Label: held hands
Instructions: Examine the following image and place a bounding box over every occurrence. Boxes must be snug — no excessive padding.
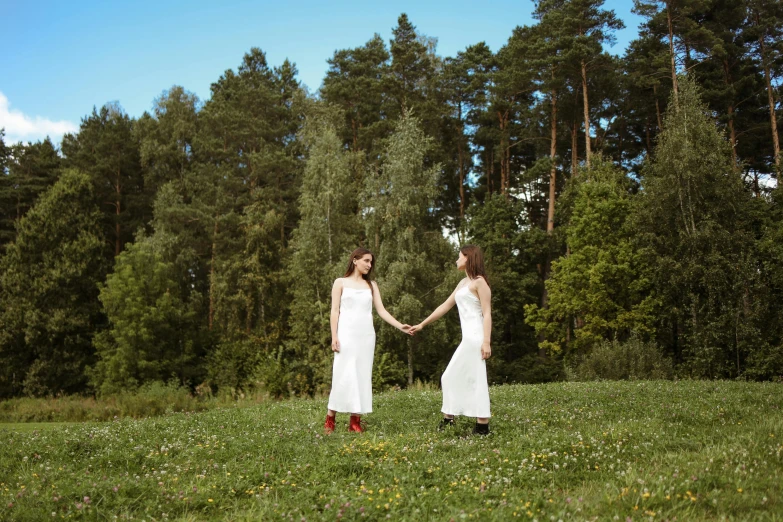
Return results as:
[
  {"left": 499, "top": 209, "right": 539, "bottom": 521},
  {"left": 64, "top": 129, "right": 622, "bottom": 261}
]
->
[
  {"left": 481, "top": 342, "right": 491, "bottom": 360},
  {"left": 399, "top": 324, "right": 412, "bottom": 333},
  {"left": 407, "top": 323, "right": 424, "bottom": 336}
]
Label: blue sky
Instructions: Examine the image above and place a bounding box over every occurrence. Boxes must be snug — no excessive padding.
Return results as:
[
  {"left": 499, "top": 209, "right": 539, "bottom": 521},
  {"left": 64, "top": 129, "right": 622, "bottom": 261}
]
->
[{"left": 0, "top": 0, "right": 643, "bottom": 145}]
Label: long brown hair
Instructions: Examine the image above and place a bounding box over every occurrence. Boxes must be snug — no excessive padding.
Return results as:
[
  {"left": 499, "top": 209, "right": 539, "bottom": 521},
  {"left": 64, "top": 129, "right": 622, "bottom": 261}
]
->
[
  {"left": 460, "top": 245, "right": 489, "bottom": 287},
  {"left": 344, "top": 248, "right": 375, "bottom": 293}
]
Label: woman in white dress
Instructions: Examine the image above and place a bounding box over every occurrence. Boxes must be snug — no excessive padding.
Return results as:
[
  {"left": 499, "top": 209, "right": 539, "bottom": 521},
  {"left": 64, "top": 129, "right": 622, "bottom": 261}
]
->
[
  {"left": 325, "top": 248, "right": 410, "bottom": 433},
  {"left": 409, "top": 245, "right": 492, "bottom": 435}
]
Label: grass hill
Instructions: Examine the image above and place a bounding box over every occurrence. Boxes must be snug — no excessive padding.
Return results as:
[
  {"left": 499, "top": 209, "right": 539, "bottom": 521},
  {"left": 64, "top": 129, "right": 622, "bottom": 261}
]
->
[{"left": 1, "top": 381, "right": 782, "bottom": 521}]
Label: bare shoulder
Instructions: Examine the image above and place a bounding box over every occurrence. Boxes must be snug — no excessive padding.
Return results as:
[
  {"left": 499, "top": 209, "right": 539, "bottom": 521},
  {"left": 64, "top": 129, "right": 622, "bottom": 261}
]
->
[
  {"left": 473, "top": 277, "right": 491, "bottom": 293},
  {"left": 370, "top": 280, "right": 379, "bottom": 289},
  {"left": 333, "top": 278, "right": 345, "bottom": 289}
]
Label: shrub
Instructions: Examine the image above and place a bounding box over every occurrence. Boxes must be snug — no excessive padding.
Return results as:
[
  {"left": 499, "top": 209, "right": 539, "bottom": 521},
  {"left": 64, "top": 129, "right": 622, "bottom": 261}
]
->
[
  {"left": 114, "top": 381, "right": 206, "bottom": 417},
  {"left": 569, "top": 335, "right": 674, "bottom": 381}
]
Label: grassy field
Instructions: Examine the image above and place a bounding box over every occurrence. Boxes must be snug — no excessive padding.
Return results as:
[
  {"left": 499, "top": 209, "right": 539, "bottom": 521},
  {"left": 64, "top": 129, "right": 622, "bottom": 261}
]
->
[
  {"left": 0, "top": 422, "right": 77, "bottom": 434},
  {"left": 1, "top": 381, "right": 781, "bottom": 521}
]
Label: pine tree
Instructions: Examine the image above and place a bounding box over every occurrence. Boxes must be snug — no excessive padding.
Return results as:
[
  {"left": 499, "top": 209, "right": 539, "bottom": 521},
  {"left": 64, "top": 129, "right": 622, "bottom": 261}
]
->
[
  {"left": 441, "top": 42, "right": 494, "bottom": 235},
  {"left": 622, "top": 34, "right": 672, "bottom": 163},
  {"left": 321, "top": 35, "right": 390, "bottom": 155},
  {"left": 467, "top": 195, "right": 550, "bottom": 382},
  {"left": 365, "top": 111, "right": 453, "bottom": 385},
  {"left": 633, "top": 77, "right": 761, "bottom": 377},
  {"left": 746, "top": 0, "right": 783, "bottom": 172},
  {"left": 0, "top": 169, "right": 106, "bottom": 397},
  {"left": 91, "top": 229, "right": 206, "bottom": 395},
  {"left": 285, "top": 100, "right": 361, "bottom": 395},
  {"left": 0, "top": 138, "right": 61, "bottom": 248},
  {"left": 191, "top": 48, "right": 303, "bottom": 390},
  {"left": 135, "top": 86, "right": 200, "bottom": 192},
  {"left": 0, "top": 129, "right": 8, "bottom": 172},
  {"left": 525, "top": 157, "right": 658, "bottom": 354},
  {"left": 534, "top": 0, "right": 624, "bottom": 169},
  {"left": 387, "top": 14, "right": 435, "bottom": 115},
  {"left": 61, "top": 103, "right": 146, "bottom": 258}
]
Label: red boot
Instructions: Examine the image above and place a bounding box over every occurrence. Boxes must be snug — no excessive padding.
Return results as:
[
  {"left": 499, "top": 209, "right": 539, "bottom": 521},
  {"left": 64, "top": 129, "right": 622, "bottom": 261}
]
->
[
  {"left": 348, "top": 414, "right": 365, "bottom": 433},
  {"left": 324, "top": 414, "right": 336, "bottom": 434}
]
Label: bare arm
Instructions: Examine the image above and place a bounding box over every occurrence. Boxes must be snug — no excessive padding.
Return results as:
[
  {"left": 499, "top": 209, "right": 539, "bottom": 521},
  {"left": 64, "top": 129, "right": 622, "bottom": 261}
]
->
[
  {"left": 476, "top": 278, "right": 492, "bottom": 359},
  {"left": 330, "top": 279, "right": 343, "bottom": 352},
  {"left": 371, "top": 282, "right": 409, "bottom": 331},
  {"left": 409, "top": 287, "right": 458, "bottom": 334}
]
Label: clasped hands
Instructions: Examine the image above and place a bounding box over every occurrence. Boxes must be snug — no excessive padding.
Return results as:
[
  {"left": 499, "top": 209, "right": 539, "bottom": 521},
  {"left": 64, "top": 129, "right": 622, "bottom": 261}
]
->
[{"left": 403, "top": 323, "right": 492, "bottom": 359}]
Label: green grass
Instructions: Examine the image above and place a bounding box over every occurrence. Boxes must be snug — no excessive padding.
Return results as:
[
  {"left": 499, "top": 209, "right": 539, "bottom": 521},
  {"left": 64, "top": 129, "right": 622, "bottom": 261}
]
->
[
  {"left": 1, "top": 381, "right": 781, "bottom": 521},
  {"left": 0, "top": 382, "right": 269, "bottom": 423},
  {"left": 0, "top": 422, "right": 78, "bottom": 433}
]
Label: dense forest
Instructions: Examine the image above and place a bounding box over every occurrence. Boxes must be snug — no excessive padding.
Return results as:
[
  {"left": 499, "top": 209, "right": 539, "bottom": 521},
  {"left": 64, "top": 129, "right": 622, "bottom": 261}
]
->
[{"left": 1, "top": 0, "right": 782, "bottom": 399}]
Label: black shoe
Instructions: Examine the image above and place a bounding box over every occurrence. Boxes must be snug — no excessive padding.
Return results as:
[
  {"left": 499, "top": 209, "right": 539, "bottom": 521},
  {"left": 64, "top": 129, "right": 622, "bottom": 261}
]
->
[
  {"left": 437, "top": 417, "right": 455, "bottom": 431},
  {"left": 472, "top": 422, "right": 490, "bottom": 436}
]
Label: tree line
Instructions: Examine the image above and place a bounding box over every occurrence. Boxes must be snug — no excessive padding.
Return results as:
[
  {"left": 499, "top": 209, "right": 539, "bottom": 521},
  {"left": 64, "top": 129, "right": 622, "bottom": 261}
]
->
[{"left": 1, "top": 0, "right": 782, "bottom": 398}]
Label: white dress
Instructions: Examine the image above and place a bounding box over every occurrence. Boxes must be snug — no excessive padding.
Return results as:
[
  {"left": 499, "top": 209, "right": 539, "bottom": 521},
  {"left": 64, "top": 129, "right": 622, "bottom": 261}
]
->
[
  {"left": 441, "top": 285, "right": 491, "bottom": 418},
  {"left": 327, "top": 287, "right": 375, "bottom": 414}
]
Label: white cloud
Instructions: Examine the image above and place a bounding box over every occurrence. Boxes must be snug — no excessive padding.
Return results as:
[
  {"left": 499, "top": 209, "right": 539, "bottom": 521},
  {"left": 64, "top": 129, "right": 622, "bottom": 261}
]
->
[{"left": 0, "top": 91, "right": 78, "bottom": 145}]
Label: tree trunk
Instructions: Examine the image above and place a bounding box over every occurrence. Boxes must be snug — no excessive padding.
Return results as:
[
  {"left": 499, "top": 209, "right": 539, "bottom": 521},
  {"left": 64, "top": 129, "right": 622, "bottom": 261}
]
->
[
  {"left": 115, "top": 167, "right": 122, "bottom": 257},
  {"left": 654, "top": 84, "right": 663, "bottom": 129},
  {"left": 581, "top": 60, "right": 592, "bottom": 169},
  {"left": 754, "top": 170, "right": 761, "bottom": 197},
  {"left": 327, "top": 195, "right": 332, "bottom": 265},
  {"left": 407, "top": 338, "right": 414, "bottom": 386},
  {"left": 506, "top": 136, "right": 511, "bottom": 196},
  {"left": 760, "top": 35, "right": 781, "bottom": 170},
  {"left": 723, "top": 60, "right": 739, "bottom": 171},
  {"left": 571, "top": 120, "right": 578, "bottom": 177},
  {"left": 458, "top": 133, "right": 466, "bottom": 220},
  {"left": 489, "top": 150, "right": 495, "bottom": 194},
  {"left": 645, "top": 118, "right": 652, "bottom": 156},
  {"left": 547, "top": 90, "right": 558, "bottom": 235},
  {"left": 209, "top": 218, "right": 218, "bottom": 331},
  {"left": 667, "top": 1, "right": 679, "bottom": 107},
  {"left": 728, "top": 104, "right": 738, "bottom": 170},
  {"left": 497, "top": 110, "right": 509, "bottom": 197}
]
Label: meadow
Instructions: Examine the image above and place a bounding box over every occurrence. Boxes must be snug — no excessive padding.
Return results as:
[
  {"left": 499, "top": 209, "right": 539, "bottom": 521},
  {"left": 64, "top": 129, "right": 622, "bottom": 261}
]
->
[{"left": 1, "top": 380, "right": 781, "bottom": 521}]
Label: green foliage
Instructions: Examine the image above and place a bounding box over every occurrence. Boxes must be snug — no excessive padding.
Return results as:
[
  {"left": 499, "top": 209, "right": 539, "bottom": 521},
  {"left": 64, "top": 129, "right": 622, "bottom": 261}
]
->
[
  {"left": 135, "top": 86, "right": 200, "bottom": 192},
  {"left": 466, "top": 194, "right": 547, "bottom": 382},
  {"left": 0, "top": 138, "right": 61, "bottom": 249},
  {"left": 201, "top": 49, "right": 302, "bottom": 374},
  {"left": 634, "top": 77, "right": 763, "bottom": 378},
  {"left": 5, "top": 8, "right": 783, "bottom": 399},
  {"left": 91, "top": 231, "right": 206, "bottom": 395},
  {"left": 285, "top": 100, "right": 362, "bottom": 395},
  {"left": 745, "top": 189, "right": 783, "bottom": 380},
  {"left": 526, "top": 157, "right": 658, "bottom": 354},
  {"left": 2, "top": 382, "right": 782, "bottom": 520},
  {"left": 0, "top": 382, "right": 232, "bottom": 422},
  {"left": 366, "top": 111, "right": 455, "bottom": 385},
  {"left": 0, "top": 169, "right": 106, "bottom": 397},
  {"left": 322, "top": 35, "right": 391, "bottom": 153},
  {"left": 568, "top": 334, "right": 674, "bottom": 381},
  {"left": 61, "top": 103, "right": 146, "bottom": 258},
  {"left": 252, "top": 347, "right": 293, "bottom": 399}
]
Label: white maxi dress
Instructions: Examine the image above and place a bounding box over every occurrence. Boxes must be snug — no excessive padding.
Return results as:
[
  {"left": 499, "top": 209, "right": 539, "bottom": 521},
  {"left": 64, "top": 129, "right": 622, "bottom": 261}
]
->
[
  {"left": 441, "top": 285, "right": 491, "bottom": 418},
  {"left": 327, "top": 287, "right": 375, "bottom": 414}
]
